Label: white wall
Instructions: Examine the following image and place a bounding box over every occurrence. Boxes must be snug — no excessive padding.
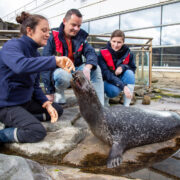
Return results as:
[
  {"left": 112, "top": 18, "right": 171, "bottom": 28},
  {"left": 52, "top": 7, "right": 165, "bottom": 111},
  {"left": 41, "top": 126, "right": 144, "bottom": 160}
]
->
[{"left": 3, "top": 0, "right": 172, "bottom": 28}]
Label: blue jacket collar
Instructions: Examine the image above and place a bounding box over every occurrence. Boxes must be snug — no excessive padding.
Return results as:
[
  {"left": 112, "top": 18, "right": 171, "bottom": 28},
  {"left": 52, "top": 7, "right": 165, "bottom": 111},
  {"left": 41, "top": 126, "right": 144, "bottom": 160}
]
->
[
  {"left": 21, "top": 35, "right": 40, "bottom": 50},
  {"left": 107, "top": 41, "right": 130, "bottom": 59}
]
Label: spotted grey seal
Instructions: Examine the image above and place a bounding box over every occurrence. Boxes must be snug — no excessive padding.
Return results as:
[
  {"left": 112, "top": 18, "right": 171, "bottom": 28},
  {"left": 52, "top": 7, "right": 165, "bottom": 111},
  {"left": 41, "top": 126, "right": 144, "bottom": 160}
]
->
[{"left": 70, "top": 71, "right": 180, "bottom": 168}]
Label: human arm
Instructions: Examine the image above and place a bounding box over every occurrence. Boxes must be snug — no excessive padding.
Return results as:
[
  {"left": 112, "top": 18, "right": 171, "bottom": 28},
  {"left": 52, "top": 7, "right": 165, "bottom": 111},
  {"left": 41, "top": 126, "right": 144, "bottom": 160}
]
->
[
  {"left": 33, "top": 75, "right": 58, "bottom": 123},
  {"left": 83, "top": 64, "right": 93, "bottom": 81},
  {"left": 98, "top": 53, "right": 126, "bottom": 90},
  {"left": 1, "top": 40, "right": 57, "bottom": 74},
  {"left": 33, "top": 74, "right": 49, "bottom": 104},
  {"left": 82, "top": 41, "right": 98, "bottom": 69}
]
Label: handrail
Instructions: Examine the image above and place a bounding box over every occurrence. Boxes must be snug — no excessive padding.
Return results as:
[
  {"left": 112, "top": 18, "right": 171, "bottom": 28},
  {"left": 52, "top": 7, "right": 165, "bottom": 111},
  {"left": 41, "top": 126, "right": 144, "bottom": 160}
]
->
[
  {"left": 0, "top": 30, "right": 153, "bottom": 87},
  {"left": 0, "top": 30, "right": 20, "bottom": 34}
]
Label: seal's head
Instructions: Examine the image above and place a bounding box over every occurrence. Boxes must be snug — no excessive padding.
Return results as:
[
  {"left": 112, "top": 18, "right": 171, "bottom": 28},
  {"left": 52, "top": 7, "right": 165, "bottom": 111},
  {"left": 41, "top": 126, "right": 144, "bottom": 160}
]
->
[
  {"left": 71, "top": 71, "right": 97, "bottom": 98},
  {"left": 70, "top": 71, "right": 102, "bottom": 111}
]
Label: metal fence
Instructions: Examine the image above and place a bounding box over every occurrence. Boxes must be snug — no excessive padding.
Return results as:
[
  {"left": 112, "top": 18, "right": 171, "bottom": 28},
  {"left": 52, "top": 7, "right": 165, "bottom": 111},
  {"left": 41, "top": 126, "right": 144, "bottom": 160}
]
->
[{"left": 0, "top": 30, "right": 153, "bottom": 87}]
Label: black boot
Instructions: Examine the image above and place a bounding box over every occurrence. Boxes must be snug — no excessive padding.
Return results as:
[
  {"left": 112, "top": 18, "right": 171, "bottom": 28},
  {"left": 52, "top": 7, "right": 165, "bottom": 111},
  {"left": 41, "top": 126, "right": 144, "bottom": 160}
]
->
[
  {"left": 34, "top": 113, "right": 48, "bottom": 121},
  {"left": 0, "top": 127, "right": 18, "bottom": 143}
]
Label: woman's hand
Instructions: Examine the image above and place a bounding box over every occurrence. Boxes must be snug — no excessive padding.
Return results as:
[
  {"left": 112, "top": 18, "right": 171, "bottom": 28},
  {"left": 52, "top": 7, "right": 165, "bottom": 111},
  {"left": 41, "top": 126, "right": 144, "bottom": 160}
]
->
[
  {"left": 115, "top": 66, "right": 123, "bottom": 76},
  {"left": 42, "top": 101, "right": 58, "bottom": 123},
  {"left": 46, "top": 94, "right": 54, "bottom": 102},
  {"left": 123, "top": 86, "right": 132, "bottom": 99},
  {"left": 55, "top": 56, "right": 75, "bottom": 73}
]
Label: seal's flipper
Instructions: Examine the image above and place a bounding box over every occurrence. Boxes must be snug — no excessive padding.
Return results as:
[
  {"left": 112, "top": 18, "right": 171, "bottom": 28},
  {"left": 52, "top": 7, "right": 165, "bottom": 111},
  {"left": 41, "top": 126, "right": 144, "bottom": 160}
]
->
[{"left": 107, "top": 142, "right": 124, "bottom": 168}]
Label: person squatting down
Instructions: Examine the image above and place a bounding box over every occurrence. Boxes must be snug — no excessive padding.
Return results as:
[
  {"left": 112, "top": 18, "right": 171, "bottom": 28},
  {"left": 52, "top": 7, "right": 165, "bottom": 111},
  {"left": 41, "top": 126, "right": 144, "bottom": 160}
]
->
[
  {"left": 98, "top": 30, "right": 136, "bottom": 107},
  {"left": 41, "top": 8, "right": 104, "bottom": 106},
  {"left": 0, "top": 11, "right": 75, "bottom": 143}
]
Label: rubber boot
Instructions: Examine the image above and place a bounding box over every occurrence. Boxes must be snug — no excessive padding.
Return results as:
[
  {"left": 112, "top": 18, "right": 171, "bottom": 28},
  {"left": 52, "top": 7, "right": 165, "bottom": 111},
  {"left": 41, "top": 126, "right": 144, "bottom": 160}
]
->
[
  {"left": 104, "top": 94, "right": 110, "bottom": 107},
  {"left": 34, "top": 113, "right": 47, "bottom": 121},
  {"left": 54, "top": 89, "right": 66, "bottom": 104},
  {"left": 0, "top": 127, "right": 19, "bottom": 143},
  {"left": 123, "top": 84, "right": 135, "bottom": 107}
]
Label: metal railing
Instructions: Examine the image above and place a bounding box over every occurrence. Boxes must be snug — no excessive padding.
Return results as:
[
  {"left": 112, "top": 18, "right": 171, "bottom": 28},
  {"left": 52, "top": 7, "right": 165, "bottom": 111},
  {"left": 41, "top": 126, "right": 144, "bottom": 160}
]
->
[
  {"left": 0, "top": 30, "right": 153, "bottom": 87},
  {"left": 88, "top": 34, "right": 153, "bottom": 87}
]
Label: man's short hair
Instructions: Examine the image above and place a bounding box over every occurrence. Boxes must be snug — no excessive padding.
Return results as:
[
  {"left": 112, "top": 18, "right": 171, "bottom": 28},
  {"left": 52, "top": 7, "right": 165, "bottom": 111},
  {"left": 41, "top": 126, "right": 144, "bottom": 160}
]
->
[{"left": 64, "top": 9, "right": 82, "bottom": 20}]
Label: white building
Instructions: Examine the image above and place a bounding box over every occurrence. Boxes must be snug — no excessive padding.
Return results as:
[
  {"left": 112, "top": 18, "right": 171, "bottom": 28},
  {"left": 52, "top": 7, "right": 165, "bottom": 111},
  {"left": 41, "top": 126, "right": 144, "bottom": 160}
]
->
[{"left": 2, "top": 0, "right": 180, "bottom": 67}]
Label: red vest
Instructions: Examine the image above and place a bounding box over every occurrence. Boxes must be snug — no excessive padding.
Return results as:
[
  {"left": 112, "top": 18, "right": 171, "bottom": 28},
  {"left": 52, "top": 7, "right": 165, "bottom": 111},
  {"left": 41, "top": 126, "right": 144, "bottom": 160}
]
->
[
  {"left": 100, "top": 49, "right": 130, "bottom": 71},
  {"left": 52, "top": 30, "right": 83, "bottom": 56}
]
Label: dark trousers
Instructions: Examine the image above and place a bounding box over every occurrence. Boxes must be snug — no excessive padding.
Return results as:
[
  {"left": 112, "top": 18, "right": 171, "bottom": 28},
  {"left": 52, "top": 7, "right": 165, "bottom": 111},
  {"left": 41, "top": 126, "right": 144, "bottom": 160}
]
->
[{"left": 0, "top": 100, "right": 63, "bottom": 143}]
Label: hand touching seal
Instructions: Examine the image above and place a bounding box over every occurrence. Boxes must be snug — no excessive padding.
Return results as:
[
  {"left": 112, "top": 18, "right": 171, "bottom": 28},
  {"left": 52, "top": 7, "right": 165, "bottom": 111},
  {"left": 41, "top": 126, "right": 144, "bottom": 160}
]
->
[
  {"left": 83, "top": 64, "right": 93, "bottom": 81},
  {"left": 42, "top": 101, "right": 58, "bottom": 123},
  {"left": 55, "top": 56, "right": 75, "bottom": 73}
]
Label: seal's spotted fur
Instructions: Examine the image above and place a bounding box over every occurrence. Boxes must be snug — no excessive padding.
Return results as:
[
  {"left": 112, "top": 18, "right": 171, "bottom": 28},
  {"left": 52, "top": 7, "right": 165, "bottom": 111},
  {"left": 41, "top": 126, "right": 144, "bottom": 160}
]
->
[{"left": 71, "top": 71, "right": 180, "bottom": 168}]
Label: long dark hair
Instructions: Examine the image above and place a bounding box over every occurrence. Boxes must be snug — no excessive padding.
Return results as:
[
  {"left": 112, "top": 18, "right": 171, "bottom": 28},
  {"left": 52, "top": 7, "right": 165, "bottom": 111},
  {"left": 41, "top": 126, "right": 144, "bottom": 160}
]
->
[{"left": 16, "top": 11, "right": 48, "bottom": 35}]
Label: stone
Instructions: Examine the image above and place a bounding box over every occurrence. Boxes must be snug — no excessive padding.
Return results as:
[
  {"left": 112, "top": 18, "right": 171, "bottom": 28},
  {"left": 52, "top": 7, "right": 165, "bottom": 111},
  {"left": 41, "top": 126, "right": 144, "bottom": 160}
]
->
[
  {"left": 151, "top": 78, "right": 159, "bottom": 83},
  {"left": 0, "top": 153, "right": 51, "bottom": 180},
  {"left": 135, "top": 88, "right": 146, "bottom": 97},
  {"left": 46, "top": 165, "right": 140, "bottom": 180},
  {"left": 128, "top": 168, "right": 173, "bottom": 180},
  {"left": 152, "top": 157, "right": 180, "bottom": 179},
  {"left": 63, "top": 132, "right": 180, "bottom": 176},
  {"left": 3, "top": 125, "right": 86, "bottom": 164},
  {"left": 142, "top": 95, "right": 151, "bottom": 105},
  {"left": 0, "top": 107, "right": 86, "bottom": 164}
]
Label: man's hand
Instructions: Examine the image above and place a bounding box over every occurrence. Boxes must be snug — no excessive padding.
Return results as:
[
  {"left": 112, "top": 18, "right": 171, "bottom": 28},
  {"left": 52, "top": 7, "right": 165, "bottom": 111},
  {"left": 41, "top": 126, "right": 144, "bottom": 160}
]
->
[
  {"left": 115, "top": 66, "right": 123, "bottom": 76},
  {"left": 42, "top": 101, "right": 58, "bottom": 123},
  {"left": 83, "top": 64, "right": 92, "bottom": 81},
  {"left": 123, "top": 86, "right": 132, "bottom": 99},
  {"left": 46, "top": 94, "right": 54, "bottom": 102},
  {"left": 55, "top": 56, "right": 75, "bottom": 73}
]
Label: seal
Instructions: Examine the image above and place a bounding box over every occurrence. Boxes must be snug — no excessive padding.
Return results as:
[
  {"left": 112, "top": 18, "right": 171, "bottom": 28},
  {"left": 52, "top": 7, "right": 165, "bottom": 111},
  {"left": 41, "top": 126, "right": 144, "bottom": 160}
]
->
[{"left": 70, "top": 71, "right": 180, "bottom": 168}]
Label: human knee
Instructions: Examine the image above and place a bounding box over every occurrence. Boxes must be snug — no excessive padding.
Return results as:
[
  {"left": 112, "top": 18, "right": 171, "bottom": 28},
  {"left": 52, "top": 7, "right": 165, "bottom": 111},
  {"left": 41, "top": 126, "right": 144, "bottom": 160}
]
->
[
  {"left": 17, "top": 123, "right": 46, "bottom": 143},
  {"left": 123, "top": 70, "right": 135, "bottom": 84},
  {"left": 53, "top": 68, "right": 72, "bottom": 89},
  {"left": 105, "top": 87, "right": 120, "bottom": 98}
]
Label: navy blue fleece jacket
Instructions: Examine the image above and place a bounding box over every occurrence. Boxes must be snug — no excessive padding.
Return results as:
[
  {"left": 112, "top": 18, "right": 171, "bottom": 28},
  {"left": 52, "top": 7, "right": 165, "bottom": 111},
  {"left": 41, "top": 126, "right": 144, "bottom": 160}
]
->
[{"left": 0, "top": 35, "right": 56, "bottom": 108}]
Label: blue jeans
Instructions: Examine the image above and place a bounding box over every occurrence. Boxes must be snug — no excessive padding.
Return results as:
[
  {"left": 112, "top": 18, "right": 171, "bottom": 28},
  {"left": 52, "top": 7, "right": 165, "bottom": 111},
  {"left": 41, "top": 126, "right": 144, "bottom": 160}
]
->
[
  {"left": 53, "top": 64, "right": 104, "bottom": 105},
  {"left": 104, "top": 70, "right": 135, "bottom": 98}
]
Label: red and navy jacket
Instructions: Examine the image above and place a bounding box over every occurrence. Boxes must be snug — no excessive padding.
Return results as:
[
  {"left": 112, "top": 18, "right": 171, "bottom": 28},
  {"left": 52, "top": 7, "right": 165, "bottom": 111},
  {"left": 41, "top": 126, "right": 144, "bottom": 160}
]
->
[
  {"left": 41, "top": 23, "right": 98, "bottom": 94},
  {"left": 98, "top": 42, "right": 136, "bottom": 90},
  {"left": 51, "top": 30, "right": 84, "bottom": 60}
]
